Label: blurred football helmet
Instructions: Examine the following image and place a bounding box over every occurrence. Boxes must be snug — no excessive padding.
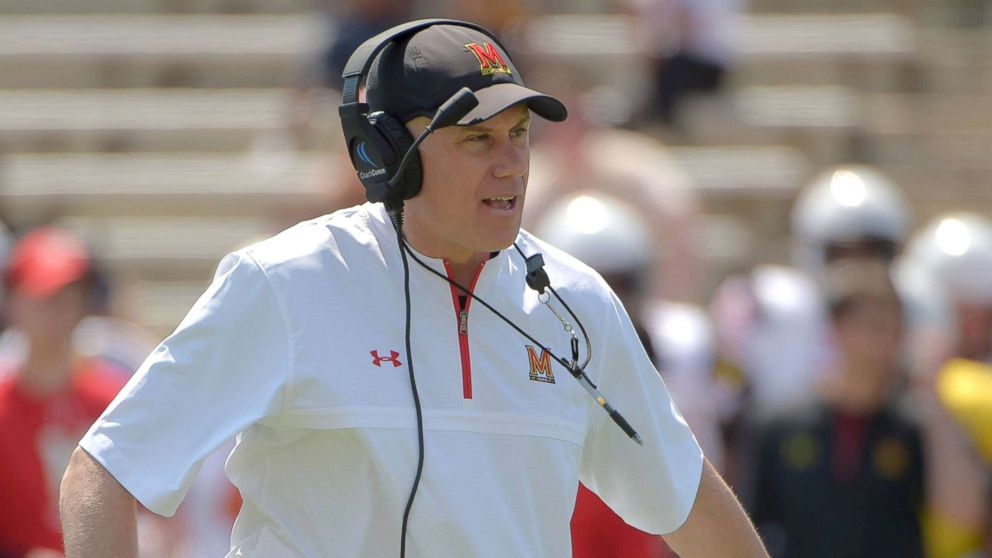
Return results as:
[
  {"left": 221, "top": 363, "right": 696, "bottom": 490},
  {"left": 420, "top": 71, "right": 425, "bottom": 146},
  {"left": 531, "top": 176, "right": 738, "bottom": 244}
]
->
[
  {"left": 791, "top": 165, "right": 911, "bottom": 276},
  {"left": 906, "top": 212, "right": 992, "bottom": 305},
  {"left": 535, "top": 190, "right": 653, "bottom": 276}
]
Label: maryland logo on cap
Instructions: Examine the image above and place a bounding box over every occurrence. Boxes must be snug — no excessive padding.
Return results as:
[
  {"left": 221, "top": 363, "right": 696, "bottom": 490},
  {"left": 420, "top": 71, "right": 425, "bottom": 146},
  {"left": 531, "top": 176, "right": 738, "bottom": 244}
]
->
[{"left": 464, "top": 42, "right": 512, "bottom": 77}]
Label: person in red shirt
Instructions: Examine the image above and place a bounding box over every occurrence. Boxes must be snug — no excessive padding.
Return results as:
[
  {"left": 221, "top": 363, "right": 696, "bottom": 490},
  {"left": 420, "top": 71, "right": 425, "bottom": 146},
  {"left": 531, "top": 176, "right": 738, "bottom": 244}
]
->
[{"left": 0, "top": 227, "right": 124, "bottom": 558}]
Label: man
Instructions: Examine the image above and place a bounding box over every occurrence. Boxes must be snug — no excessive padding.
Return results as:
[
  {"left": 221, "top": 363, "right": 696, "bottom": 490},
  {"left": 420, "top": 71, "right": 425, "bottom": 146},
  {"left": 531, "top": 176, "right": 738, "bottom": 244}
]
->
[
  {"left": 60, "top": 20, "right": 767, "bottom": 557},
  {"left": 748, "top": 258, "right": 925, "bottom": 558},
  {"left": 0, "top": 227, "right": 124, "bottom": 557}
]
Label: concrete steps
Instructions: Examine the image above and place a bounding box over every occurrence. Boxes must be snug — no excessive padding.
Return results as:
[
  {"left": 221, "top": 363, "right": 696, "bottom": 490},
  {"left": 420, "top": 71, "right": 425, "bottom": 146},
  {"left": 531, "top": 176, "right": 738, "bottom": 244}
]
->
[
  {"left": 57, "top": 214, "right": 274, "bottom": 277},
  {"left": 0, "top": 13, "right": 919, "bottom": 89},
  {"left": 0, "top": 152, "right": 330, "bottom": 224},
  {"left": 0, "top": 0, "right": 308, "bottom": 15},
  {"left": 0, "top": 15, "right": 319, "bottom": 88},
  {"left": 0, "top": 88, "right": 340, "bottom": 153}
]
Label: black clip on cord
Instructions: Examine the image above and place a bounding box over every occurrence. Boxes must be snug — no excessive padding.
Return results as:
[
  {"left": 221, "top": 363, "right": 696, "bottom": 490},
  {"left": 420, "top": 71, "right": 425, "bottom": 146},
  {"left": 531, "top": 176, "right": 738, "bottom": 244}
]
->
[{"left": 513, "top": 244, "right": 593, "bottom": 373}]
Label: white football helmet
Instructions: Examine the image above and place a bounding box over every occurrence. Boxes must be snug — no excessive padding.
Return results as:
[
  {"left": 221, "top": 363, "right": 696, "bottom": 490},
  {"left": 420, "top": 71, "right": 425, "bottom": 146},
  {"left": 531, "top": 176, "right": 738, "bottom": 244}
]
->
[
  {"left": 791, "top": 165, "right": 910, "bottom": 275},
  {"left": 534, "top": 190, "right": 653, "bottom": 277},
  {"left": 906, "top": 212, "right": 992, "bottom": 305}
]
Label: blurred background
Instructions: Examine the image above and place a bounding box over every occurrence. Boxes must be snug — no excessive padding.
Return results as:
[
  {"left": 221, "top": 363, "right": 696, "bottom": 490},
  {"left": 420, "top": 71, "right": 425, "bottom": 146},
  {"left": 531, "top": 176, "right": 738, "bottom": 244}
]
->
[
  {"left": 0, "top": 0, "right": 988, "bottom": 331},
  {"left": 0, "top": 1, "right": 990, "bottom": 557}
]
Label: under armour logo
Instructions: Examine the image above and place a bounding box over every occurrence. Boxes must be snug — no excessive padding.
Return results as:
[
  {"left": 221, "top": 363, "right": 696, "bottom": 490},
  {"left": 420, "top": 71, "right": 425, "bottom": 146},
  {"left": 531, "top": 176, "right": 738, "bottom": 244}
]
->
[{"left": 370, "top": 350, "right": 402, "bottom": 368}]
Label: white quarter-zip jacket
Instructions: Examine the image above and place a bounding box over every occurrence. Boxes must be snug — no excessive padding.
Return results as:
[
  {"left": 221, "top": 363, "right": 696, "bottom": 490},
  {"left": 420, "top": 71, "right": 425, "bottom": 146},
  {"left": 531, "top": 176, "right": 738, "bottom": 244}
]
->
[{"left": 81, "top": 203, "right": 703, "bottom": 557}]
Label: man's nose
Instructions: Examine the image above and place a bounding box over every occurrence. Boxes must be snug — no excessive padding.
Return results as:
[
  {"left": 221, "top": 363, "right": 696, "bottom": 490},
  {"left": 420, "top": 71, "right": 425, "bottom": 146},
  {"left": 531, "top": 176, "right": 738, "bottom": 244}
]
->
[{"left": 492, "top": 141, "right": 528, "bottom": 180}]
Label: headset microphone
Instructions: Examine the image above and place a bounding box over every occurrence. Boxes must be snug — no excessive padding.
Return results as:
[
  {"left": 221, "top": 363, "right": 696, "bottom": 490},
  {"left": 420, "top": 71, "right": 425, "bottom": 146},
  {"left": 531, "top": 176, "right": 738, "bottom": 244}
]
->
[{"left": 383, "top": 87, "right": 479, "bottom": 213}]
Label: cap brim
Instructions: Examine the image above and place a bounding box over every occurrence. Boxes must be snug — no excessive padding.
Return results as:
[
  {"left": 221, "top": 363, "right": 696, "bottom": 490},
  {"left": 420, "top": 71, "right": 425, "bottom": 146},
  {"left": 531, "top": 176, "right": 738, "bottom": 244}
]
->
[{"left": 457, "top": 82, "right": 567, "bottom": 125}]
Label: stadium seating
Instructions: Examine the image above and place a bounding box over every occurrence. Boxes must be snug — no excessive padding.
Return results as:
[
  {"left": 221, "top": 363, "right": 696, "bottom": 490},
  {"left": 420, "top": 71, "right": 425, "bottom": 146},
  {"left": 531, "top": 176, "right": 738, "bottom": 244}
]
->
[{"left": 0, "top": 1, "right": 988, "bottom": 334}]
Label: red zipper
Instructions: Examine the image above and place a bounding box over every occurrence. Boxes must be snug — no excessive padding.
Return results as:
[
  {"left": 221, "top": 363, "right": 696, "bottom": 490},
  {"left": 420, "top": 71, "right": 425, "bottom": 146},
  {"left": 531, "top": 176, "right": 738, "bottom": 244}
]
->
[{"left": 442, "top": 260, "right": 486, "bottom": 399}]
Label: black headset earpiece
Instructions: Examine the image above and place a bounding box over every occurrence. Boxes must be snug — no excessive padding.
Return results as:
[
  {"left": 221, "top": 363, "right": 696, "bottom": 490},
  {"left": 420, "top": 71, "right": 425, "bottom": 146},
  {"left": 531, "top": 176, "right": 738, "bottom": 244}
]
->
[
  {"left": 371, "top": 111, "right": 422, "bottom": 201},
  {"left": 340, "top": 106, "right": 421, "bottom": 206},
  {"left": 338, "top": 18, "right": 506, "bottom": 207}
]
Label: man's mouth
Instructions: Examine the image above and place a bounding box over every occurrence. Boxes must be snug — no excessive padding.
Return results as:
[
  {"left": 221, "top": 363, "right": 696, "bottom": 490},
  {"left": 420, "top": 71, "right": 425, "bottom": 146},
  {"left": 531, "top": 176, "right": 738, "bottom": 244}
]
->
[{"left": 483, "top": 195, "right": 517, "bottom": 211}]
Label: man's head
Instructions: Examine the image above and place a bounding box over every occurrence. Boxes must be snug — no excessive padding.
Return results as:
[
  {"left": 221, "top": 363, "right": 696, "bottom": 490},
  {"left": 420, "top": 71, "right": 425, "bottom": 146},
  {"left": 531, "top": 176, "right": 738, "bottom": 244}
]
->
[
  {"left": 363, "top": 22, "right": 566, "bottom": 131},
  {"left": 341, "top": 20, "right": 567, "bottom": 262},
  {"left": 3, "top": 227, "right": 94, "bottom": 349}
]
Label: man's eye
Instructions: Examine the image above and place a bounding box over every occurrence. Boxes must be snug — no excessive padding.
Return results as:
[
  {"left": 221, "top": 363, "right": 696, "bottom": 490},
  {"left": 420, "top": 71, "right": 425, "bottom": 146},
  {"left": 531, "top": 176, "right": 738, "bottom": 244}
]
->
[
  {"left": 511, "top": 127, "right": 529, "bottom": 138},
  {"left": 466, "top": 134, "right": 489, "bottom": 143}
]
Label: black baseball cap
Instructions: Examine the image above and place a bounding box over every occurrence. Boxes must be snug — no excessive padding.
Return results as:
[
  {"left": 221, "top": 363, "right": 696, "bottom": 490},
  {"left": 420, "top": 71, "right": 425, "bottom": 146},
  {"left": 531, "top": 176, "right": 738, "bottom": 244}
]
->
[{"left": 365, "top": 23, "right": 567, "bottom": 126}]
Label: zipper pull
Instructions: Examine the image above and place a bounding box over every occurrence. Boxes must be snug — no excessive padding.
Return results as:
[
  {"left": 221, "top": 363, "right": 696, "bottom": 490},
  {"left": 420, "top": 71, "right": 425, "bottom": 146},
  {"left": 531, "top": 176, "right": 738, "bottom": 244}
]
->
[{"left": 459, "top": 309, "right": 468, "bottom": 335}]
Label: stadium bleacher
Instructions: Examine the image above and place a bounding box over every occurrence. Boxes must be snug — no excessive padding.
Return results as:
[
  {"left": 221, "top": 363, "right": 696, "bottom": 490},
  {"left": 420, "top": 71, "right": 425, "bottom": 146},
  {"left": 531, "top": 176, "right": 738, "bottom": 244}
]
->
[{"left": 0, "top": 0, "right": 989, "bottom": 335}]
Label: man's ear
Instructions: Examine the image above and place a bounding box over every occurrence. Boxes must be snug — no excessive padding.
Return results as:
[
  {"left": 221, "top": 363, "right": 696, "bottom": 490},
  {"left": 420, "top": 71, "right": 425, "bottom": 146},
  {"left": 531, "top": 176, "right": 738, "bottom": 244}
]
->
[{"left": 405, "top": 116, "right": 431, "bottom": 139}]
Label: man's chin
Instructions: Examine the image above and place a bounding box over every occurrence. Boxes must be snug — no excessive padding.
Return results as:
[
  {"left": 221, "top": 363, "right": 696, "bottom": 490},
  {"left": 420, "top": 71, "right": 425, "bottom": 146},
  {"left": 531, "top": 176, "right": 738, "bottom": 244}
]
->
[{"left": 487, "top": 226, "right": 523, "bottom": 253}]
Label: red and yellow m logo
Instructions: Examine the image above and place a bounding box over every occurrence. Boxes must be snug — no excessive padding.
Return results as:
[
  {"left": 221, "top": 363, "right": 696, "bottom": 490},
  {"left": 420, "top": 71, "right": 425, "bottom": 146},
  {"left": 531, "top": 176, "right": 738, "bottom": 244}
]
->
[
  {"left": 526, "top": 345, "right": 555, "bottom": 384},
  {"left": 464, "top": 42, "right": 512, "bottom": 76}
]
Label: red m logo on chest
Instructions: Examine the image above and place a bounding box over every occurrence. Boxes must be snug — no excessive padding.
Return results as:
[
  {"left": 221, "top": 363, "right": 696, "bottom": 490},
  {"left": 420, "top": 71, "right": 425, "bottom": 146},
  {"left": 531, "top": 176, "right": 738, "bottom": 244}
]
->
[
  {"left": 370, "top": 350, "right": 402, "bottom": 368},
  {"left": 527, "top": 345, "right": 555, "bottom": 384}
]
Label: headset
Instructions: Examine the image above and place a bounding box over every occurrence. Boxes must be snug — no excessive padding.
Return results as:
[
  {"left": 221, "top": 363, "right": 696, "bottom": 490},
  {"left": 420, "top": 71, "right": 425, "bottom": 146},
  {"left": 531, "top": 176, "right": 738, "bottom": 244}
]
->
[{"left": 338, "top": 18, "right": 511, "bottom": 210}]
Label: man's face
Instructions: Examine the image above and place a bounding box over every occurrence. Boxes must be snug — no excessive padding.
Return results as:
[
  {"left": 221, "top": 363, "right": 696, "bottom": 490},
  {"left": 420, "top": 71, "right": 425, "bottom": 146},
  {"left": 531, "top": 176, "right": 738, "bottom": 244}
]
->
[
  {"left": 834, "top": 296, "right": 904, "bottom": 383},
  {"left": 403, "top": 103, "right": 531, "bottom": 263}
]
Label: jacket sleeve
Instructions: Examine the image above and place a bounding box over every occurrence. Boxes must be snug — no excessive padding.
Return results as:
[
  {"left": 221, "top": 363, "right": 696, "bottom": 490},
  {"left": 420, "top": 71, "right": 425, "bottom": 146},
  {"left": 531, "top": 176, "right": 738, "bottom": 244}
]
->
[
  {"left": 579, "top": 290, "right": 704, "bottom": 535},
  {"left": 79, "top": 250, "right": 291, "bottom": 516}
]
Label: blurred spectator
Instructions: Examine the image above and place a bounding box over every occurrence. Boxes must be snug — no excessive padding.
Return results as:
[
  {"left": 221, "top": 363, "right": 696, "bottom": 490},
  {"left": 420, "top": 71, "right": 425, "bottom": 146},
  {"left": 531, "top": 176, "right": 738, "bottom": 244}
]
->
[
  {"left": 620, "top": 0, "right": 745, "bottom": 127},
  {"left": 0, "top": 227, "right": 126, "bottom": 557},
  {"left": 537, "top": 191, "right": 725, "bottom": 558},
  {"left": 746, "top": 258, "right": 925, "bottom": 558}
]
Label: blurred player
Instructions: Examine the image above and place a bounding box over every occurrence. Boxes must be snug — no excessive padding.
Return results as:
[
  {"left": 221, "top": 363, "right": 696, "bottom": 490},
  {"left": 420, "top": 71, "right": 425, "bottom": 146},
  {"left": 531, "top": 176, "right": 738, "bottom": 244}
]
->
[
  {"left": 902, "top": 212, "right": 992, "bottom": 558},
  {"left": 711, "top": 165, "right": 912, "bottom": 424},
  {"left": 748, "top": 258, "right": 926, "bottom": 558}
]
